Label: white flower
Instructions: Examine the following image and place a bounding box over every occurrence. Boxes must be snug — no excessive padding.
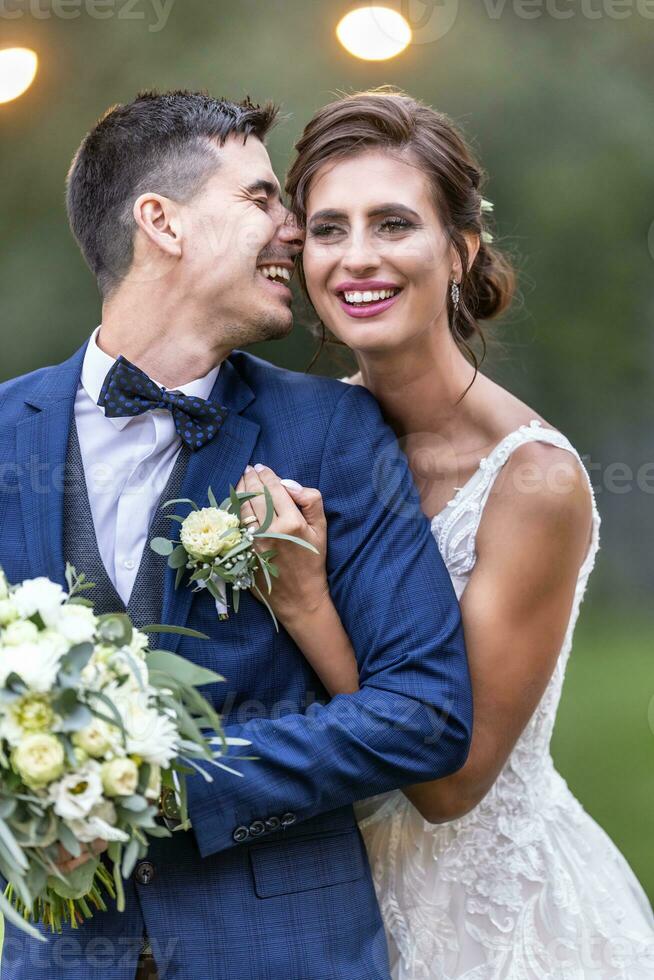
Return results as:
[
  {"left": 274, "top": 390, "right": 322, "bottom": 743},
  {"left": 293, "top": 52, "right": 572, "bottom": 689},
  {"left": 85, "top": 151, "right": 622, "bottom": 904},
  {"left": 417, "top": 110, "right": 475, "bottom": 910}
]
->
[
  {"left": 69, "top": 800, "right": 129, "bottom": 843},
  {"left": 1, "top": 619, "right": 40, "bottom": 646},
  {"left": 181, "top": 507, "right": 242, "bottom": 560},
  {"left": 121, "top": 698, "right": 178, "bottom": 767},
  {"left": 0, "top": 598, "right": 18, "bottom": 626},
  {"left": 108, "top": 647, "right": 149, "bottom": 692},
  {"left": 12, "top": 733, "right": 65, "bottom": 787},
  {"left": 48, "top": 766, "right": 104, "bottom": 820},
  {"left": 72, "top": 718, "right": 119, "bottom": 759},
  {"left": 0, "top": 635, "right": 67, "bottom": 692},
  {"left": 101, "top": 757, "right": 139, "bottom": 797},
  {"left": 104, "top": 683, "right": 178, "bottom": 768},
  {"left": 129, "top": 629, "right": 149, "bottom": 656},
  {"left": 54, "top": 604, "right": 97, "bottom": 645},
  {"left": 12, "top": 577, "right": 66, "bottom": 626},
  {"left": 0, "top": 693, "right": 57, "bottom": 747}
]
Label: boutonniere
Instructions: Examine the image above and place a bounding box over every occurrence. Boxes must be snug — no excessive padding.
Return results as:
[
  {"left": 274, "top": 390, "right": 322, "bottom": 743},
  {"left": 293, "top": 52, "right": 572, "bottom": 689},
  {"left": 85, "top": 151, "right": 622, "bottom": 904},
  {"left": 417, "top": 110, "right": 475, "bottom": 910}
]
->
[{"left": 150, "top": 485, "right": 318, "bottom": 630}]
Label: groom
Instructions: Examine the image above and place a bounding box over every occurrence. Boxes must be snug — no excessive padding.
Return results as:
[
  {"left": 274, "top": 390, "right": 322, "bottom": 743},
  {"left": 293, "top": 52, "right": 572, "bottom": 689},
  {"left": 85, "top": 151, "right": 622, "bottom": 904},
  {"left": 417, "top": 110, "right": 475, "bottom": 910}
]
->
[{"left": 0, "top": 91, "right": 472, "bottom": 979}]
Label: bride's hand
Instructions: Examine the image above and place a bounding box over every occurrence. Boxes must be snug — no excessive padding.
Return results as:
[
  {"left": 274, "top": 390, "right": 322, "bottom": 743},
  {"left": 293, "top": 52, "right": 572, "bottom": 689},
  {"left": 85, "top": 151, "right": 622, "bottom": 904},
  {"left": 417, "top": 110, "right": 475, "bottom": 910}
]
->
[{"left": 234, "top": 464, "right": 329, "bottom": 625}]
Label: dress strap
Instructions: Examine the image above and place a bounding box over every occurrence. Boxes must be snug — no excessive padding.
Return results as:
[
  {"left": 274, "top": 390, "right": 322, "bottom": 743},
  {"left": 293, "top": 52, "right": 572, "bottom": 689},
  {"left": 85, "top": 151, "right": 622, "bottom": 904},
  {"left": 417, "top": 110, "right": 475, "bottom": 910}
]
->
[{"left": 470, "top": 420, "right": 601, "bottom": 576}]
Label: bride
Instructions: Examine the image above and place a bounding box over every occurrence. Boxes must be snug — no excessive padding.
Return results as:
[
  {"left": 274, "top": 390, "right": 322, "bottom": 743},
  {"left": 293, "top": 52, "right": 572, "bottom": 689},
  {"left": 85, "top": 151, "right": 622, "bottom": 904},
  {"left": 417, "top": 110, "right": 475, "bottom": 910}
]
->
[{"left": 237, "top": 90, "right": 654, "bottom": 978}]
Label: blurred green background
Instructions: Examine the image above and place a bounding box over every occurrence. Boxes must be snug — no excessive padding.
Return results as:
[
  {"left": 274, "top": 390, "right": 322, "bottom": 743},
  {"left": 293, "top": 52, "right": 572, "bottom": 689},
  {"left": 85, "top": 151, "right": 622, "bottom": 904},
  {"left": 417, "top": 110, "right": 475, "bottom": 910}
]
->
[{"left": 0, "top": 0, "right": 651, "bottom": 915}]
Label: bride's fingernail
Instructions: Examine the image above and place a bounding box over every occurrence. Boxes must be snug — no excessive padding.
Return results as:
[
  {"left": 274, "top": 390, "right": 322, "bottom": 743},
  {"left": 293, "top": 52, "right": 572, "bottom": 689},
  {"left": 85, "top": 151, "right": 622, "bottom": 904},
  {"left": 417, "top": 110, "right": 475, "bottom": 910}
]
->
[{"left": 280, "top": 479, "right": 303, "bottom": 490}]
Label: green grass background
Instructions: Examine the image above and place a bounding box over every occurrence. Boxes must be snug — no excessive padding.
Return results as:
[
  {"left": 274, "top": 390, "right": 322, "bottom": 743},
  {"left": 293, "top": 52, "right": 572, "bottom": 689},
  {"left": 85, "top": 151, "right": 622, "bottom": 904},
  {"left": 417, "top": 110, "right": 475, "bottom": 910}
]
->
[{"left": 0, "top": 607, "right": 651, "bottom": 959}]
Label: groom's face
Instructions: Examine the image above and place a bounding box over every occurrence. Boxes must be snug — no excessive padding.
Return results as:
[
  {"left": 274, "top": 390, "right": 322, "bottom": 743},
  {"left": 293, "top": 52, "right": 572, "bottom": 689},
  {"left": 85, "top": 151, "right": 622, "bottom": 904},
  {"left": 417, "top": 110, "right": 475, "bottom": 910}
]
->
[{"left": 179, "top": 135, "right": 302, "bottom": 345}]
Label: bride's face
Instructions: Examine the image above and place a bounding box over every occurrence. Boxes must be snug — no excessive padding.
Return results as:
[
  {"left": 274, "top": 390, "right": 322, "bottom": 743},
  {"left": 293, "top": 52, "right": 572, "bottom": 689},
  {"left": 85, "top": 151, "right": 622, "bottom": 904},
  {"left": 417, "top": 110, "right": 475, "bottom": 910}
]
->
[{"left": 302, "top": 149, "right": 456, "bottom": 354}]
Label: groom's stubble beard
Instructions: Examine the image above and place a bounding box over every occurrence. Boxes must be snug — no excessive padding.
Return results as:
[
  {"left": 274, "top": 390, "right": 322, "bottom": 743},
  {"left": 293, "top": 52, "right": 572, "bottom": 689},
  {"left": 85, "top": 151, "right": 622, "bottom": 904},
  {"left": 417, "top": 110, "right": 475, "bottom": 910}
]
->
[{"left": 217, "top": 308, "right": 294, "bottom": 349}]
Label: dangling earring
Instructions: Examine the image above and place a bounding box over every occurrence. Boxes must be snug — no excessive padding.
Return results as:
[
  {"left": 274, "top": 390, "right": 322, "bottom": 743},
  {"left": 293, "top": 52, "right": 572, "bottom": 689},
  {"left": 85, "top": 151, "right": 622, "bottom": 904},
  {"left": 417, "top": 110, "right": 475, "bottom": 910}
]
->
[{"left": 450, "top": 279, "right": 460, "bottom": 315}]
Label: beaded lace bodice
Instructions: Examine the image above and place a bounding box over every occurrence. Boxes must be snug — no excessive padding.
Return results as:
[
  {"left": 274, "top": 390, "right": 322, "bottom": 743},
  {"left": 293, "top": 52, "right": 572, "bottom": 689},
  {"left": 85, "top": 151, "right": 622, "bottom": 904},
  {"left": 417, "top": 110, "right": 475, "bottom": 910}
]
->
[{"left": 355, "top": 420, "right": 654, "bottom": 978}]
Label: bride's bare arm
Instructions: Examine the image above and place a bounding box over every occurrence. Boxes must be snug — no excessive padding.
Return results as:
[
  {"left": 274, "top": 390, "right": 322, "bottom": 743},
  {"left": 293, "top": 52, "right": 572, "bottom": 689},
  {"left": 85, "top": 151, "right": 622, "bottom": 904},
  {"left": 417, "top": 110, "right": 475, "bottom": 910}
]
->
[
  {"left": 234, "top": 464, "right": 360, "bottom": 695},
  {"left": 404, "top": 442, "right": 592, "bottom": 822}
]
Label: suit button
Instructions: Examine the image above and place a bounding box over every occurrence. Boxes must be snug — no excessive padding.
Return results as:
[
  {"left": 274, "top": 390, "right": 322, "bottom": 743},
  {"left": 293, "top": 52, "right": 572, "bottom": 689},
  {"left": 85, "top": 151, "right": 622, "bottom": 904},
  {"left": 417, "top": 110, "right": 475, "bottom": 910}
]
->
[
  {"left": 134, "top": 861, "right": 155, "bottom": 885},
  {"left": 280, "top": 812, "right": 297, "bottom": 828},
  {"left": 264, "top": 816, "right": 280, "bottom": 831},
  {"left": 249, "top": 820, "right": 265, "bottom": 837},
  {"left": 233, "top": 825, "right": 250, "bottom": 843}
]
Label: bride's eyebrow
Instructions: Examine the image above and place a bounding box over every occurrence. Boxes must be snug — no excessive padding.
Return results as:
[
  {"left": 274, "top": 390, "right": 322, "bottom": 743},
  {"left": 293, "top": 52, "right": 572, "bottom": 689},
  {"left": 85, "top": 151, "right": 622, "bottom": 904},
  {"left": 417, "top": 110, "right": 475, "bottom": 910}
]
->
[
  {"left": 309, "top": 208, "right": 347, "bottom": 223},
  {"left": 368, "top": 204, "right": 421, "bottom": 221},
  {"left": 309, "top": 204, "right": 421, "bottom": 223}
]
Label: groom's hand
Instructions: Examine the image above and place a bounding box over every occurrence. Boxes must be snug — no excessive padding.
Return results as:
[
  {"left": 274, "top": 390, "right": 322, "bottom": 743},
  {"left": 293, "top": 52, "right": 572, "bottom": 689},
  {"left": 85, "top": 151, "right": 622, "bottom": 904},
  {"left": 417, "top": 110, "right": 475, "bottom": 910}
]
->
[
  {"left": 235, "top": 464, "right": 329, "bottom": 623},
  {"left": 54, "top": 838, "right": 108, "bottom": 874}
]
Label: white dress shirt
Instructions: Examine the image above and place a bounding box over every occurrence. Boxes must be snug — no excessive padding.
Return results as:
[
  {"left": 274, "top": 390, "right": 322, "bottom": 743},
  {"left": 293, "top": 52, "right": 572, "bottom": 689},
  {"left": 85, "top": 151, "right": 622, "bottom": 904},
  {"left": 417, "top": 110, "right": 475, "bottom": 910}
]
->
[{"left": 74, "top": 326, "right": 220, "bottom": 605}]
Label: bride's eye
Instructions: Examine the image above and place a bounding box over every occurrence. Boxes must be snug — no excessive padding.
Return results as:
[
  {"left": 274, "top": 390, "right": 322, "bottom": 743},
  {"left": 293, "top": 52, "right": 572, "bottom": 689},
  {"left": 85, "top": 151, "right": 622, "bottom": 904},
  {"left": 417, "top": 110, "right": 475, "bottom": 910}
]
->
[
  {"left": 308, "top": 223, "right": 345, "bottom": 240},
  {"left": 378, "top": 216, "right": 413, "bottom": 234}
]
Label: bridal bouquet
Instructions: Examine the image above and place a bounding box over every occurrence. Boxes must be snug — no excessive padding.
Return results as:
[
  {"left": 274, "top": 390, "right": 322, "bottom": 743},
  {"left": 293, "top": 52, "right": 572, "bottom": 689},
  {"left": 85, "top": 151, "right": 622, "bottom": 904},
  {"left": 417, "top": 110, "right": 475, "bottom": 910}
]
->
[
  {"left": 0, "top": 563, "right": 248, "bottom": 939},
  {"left": 151, "top": 484, "right": 319, "bottom": 630}
]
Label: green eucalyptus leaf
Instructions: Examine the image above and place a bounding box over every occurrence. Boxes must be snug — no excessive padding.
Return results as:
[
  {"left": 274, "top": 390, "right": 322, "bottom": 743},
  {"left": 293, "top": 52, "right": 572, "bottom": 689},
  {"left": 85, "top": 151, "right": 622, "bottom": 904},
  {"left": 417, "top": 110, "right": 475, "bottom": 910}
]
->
[
  {"left": 256, "top": 485, "right": 275, "bottom": 534},
  {"left": 254, "top": 531, "right": 320, "bottom": 553},
  {"left": 48, "top": 856, "right": 99, "bottom": 900},
  {"left": 150, "top": 537, "right": 175, "bottom": 557},
  {"left": 141, "top": 624, "right": 209, "bottom": 639},
  {"left": 252, "top": 584, "right": 279, "bottom": 632},
  {"left": 207, "top": 486, "right": 218, "bottom": 509},
  {"left": 160, "top": 497, "right": 199, "bottom": 510},
  {"left": 97, "top": 613, "right": 132, "bottom": 646},
  {"left": 118, "top": 794, "right": 149, "bottom": 813},
  {"left": 168, "top": 544, "right": 189, "bottom": 569},
  {"left": 146, "top": 650, "right": 223, "bottom": 687},
  {"left": 57, "top": 821, "right": 82, "bottom": 858},
  {"left": 0, "top": 889, "right": 45, "bottom": 942},
  {"left": 121, "top": 837, "right": 140, "bottom": 879}
]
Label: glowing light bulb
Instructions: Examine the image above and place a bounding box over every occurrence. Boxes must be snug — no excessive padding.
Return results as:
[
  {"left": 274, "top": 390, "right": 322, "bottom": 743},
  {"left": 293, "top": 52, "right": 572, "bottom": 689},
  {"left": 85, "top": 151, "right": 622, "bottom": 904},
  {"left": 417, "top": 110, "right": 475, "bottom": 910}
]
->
[
  {"left": 336, "top": 6, "right": 412, "bottom": 61},
  {"left": 0, "top": 48, "right": 38, "bottom": 105}
]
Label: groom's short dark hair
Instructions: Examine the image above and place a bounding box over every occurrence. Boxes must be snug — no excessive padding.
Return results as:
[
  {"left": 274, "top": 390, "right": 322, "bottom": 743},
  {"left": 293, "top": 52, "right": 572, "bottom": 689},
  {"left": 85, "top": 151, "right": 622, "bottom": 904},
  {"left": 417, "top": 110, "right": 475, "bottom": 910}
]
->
[{"left": 66, "top": 90, "right": 279, "bottom": 297}]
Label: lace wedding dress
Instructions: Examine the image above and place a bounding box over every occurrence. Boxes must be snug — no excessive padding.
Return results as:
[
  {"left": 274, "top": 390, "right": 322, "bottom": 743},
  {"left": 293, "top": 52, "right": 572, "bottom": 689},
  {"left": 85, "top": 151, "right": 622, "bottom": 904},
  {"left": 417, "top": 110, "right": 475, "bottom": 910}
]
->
[{"left": 354, "top": 420, "right": 654, "bottom": 979}]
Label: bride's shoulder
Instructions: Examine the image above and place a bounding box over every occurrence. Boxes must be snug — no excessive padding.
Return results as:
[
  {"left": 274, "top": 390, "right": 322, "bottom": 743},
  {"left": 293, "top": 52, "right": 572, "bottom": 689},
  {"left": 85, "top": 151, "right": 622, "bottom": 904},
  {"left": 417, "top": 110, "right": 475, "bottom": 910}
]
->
[{"left": 474, "top": 384, "right": 591, "bottom": 521}]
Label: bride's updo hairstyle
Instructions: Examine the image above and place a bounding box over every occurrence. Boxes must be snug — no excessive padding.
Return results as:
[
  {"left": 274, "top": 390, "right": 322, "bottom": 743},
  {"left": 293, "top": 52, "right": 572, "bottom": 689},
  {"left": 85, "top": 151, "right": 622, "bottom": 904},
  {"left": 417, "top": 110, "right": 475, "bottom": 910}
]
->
[{"left": 286, "top": 89, "right": 516, "bottom": 370}]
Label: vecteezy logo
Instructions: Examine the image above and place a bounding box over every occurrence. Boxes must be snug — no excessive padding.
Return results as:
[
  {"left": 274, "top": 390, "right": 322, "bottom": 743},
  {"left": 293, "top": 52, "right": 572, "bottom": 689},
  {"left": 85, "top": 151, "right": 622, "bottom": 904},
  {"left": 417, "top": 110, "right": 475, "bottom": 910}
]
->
[{"left": 371, "top": 0, "right": 460, "bottom": 45}]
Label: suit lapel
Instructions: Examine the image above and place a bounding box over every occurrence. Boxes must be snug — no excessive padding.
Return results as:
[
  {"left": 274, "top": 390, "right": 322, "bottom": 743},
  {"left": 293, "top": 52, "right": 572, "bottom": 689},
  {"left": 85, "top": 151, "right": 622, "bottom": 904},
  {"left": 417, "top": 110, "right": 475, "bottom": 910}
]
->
[
  {"left": 16, "top": 343, "right": 88, "bottom": 588},
  {"left": 159, "top": 355, "right": 260, "bottom": 652}
]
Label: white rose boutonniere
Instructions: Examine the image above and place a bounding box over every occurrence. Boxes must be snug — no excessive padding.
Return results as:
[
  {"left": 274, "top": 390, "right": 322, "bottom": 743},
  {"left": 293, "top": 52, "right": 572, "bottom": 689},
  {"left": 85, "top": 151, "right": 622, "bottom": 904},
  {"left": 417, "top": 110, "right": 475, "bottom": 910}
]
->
[{"left": 150, "top": 484, "right": 319, "bottom": 630}]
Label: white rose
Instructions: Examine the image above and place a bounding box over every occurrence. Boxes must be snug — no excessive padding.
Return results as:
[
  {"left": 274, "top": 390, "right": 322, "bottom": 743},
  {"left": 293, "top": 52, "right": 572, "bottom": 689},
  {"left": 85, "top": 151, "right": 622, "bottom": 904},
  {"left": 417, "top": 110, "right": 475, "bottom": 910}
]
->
[
  {"left": 0, "top": 693, "right": 56, "bottom": 747},
  {"left": 69, "top": 800, "right": 129, "bottom": 844},
  {"left": 2, "top": 619, "right": 40, "bottom": 646},
  {"left": 12, "top": 733, "right": 65, "bottom": 787},
  {"left": 0, "top": 635, "right": 66, "bottom": 692},
  {"left": 49, "top": 766, "right": 103, "bottom": 820},
  {"left": 72, "top": 718, "right": 119, "bottom": 759},
  {"left": 0, "top": 598, "right": 18, "bottom": 626},
  {"left": 101, "top": 757, "right": 139, "bottom": 797},
  {"left": 181, "top": 507, "right": 242, "bottom": 560},
  {"left": 54, "top": 604, "right": 97, "bottom": 645},
  {"left": 12, "top": 577, "right": 66, "bottom": 626}
]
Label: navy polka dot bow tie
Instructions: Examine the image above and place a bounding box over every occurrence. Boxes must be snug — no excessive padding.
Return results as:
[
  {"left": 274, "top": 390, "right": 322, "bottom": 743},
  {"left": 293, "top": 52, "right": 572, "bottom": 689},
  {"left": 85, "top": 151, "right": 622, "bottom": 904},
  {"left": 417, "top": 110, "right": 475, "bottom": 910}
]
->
[{"left": 98, "top": 355, "right": 229, "bottom": 451}]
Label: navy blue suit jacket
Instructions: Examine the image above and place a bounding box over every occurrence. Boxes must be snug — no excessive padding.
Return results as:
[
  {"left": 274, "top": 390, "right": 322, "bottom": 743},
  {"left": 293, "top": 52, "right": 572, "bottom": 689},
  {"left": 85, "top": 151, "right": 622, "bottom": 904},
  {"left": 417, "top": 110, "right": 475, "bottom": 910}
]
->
[{"left": 0, "top": 341, "right": 472, "bottom": 979}]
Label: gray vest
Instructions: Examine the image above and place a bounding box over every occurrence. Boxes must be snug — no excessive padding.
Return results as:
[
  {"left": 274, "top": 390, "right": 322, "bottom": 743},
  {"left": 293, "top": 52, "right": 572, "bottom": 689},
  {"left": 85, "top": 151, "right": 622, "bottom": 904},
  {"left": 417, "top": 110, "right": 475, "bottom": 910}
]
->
[{"left": 62, "top": 421, "right": 191, "bottom": 628}]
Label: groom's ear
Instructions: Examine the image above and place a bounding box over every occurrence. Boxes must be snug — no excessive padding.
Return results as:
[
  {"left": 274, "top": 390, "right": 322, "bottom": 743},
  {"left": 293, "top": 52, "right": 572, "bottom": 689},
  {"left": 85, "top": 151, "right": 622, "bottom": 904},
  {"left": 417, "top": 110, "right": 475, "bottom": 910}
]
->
[{"left": 132, "top": 192, "right": 183, "bottom": 259}]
